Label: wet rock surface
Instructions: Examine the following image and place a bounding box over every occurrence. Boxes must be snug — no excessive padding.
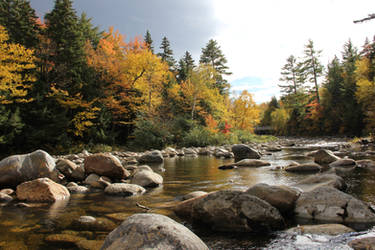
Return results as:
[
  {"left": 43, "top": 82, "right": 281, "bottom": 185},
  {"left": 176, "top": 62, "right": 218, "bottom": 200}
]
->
[
  {"left": 101, "top": 213, "right": 209, "bottom": 250},
  {"left": 232, "top": 144, "right": 261, "bottom": 161},
  {"left": 286, "top": 224, "right": 355, "bottom": 235}
]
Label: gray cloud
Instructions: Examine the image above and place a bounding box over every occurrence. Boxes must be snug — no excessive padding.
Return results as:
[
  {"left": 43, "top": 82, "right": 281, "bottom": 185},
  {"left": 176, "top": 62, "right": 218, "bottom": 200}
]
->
[{"left": 30, "top": 0, "right": 220, "bottom": 61}]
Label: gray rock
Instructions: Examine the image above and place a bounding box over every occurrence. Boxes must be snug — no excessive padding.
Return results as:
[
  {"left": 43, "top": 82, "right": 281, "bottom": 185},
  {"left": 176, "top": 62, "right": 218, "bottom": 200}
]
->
[
  {"left": 182, "top": 191, "right": 208, "bottom": 201},
  {"left": 295, "top": 186, "right": 375, "bottom": 224},
  {"left": 191, "top": 190, "right": 284, "bottom": 232},
  {"left": 101, "top": 213, "right": 208, "bottom": 250},
  {"left": 130, "top": 170, "right": 163, "bottom": 188},
  {"left": 84, "top": 153, "right": 129, "bottom": 179},
  {"left": 245, "top": 183, "right": 300, "bottom": 214},
  {"left": 294, "top": 173, "right": 346, "bottom": 192},
  {"left": 232, "top": 144, "right": 261, "bottom": 161},
  {"left": 84, "top": 174, "right": 105, "bottom": 189},
  {"left": 16, "top": 177, "right": 70, "bottom": 202},
  {"left": 104, "top": 183, "right": 145, "bottom": 196},
  {"left": 0, "top": 150, "right": 60, "bottom": 187},
  {"left": 286, "top": 224, "right": 354, "bottom": 235},
  {"left": 67, "top": 185, "right": 89, "bottom": 194},
  {"left": 285, "top": 163, "right": 322, "bottom": 173},
  {"left": 356, "top": 159, "right": 375, "bottom": 169},
  {"left": 138, "top": 150, "right": 164, "bottom": 164},
  {"left": 307, "top": 149, "right": 341, "bottom": 165},
  {"left": 329, "top": 158, "right": 356, "bottom": 168},
  {"left": 183, "top": 148, "right": 198, "bottom": 155}
]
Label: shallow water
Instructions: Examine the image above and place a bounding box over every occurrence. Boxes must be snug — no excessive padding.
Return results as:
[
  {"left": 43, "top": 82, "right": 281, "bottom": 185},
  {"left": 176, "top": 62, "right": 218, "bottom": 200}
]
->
[{"left": 1, "top": 140, "right": 375, "bottom": 249}]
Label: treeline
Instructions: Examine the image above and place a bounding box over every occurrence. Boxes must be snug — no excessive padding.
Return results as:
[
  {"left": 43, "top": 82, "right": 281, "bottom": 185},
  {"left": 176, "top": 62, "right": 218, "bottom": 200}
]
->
[
  {"left": 261, "top": 38, "right": 375, "bottom": 136},
  {"left": 0, "top": 0, "right": 262, "bottom": 154}
]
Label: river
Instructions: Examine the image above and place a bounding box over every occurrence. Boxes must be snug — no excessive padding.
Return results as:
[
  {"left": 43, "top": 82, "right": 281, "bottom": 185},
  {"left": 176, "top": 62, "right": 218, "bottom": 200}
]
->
[{"left": 0, "top": 138, "right": 375, "bottom": 249}]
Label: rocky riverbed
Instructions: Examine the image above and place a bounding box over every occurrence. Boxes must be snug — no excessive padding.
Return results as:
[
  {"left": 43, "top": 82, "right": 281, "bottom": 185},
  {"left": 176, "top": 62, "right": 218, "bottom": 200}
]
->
[{"left": 0, "top": 137, "right": 375, "bottom": 249}]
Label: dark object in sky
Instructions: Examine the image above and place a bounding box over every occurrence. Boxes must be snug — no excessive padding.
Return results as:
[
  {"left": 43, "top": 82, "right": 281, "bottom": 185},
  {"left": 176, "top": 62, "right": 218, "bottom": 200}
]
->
[{"left": 354, "top": 13, "right": 375, "bottom": 23}]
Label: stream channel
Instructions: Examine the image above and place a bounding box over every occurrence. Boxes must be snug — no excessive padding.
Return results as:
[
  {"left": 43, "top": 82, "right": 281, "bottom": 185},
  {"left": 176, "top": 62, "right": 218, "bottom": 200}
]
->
[{"left": 1, "top": 138, "right": 375, "bottom": 249}]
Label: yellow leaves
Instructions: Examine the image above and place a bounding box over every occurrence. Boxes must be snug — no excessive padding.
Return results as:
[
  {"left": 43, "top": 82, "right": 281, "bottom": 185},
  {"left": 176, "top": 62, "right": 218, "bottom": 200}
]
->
[
  {"left": 271, "top": 108, "right": 290, "bottom": 135},
  {"left": 355, "top": 57, "right": 370, "bottom": 80},
  {"left": 0, "top": 25, "right": 36, "bottom": 104},
  {"left": 229, "top": 90, "right": 260, "bottom": 132}
]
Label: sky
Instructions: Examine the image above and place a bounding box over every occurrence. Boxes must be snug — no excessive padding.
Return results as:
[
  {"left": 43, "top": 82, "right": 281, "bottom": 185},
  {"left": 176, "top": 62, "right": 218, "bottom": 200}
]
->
[{"left": 29, "top": 0, "right": 375, "bottom": 103}]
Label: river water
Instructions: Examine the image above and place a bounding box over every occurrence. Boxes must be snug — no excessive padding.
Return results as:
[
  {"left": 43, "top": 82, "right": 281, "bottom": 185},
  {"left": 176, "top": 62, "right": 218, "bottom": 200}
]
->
[{"left": 1, "top": 139, "right": 375, "bottom": 249}]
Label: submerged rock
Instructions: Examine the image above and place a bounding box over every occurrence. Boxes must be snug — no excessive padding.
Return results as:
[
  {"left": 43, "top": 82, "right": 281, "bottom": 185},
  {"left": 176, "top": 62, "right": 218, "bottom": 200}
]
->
[
  {"left": 295, "top": 186, "right": 375, "bottom": 224},
  {"left": 182, "top": 191, "right": 208, "bottom": 201},
  {"left": 101, "top": 213, "right": 209, "bottom": 250},
  {"left": 232, "top": 144, "right": 261, "bottom": 161},
  {"left": 0, "top": 150, "right": 60, "bottom": 187},
  {"left": 294, "top": 173, "right": 346, "bottom": 192},
  {"left": 219, "top": 159, "right": 271, "bottom": 169},
  {"left": 286, "top": 224, "right": 354, "bottom": 235},
  {"left": 285, "top": 163, "right": 322, "bottom": 173},
  {"left": 72, "top": 216, "right": 116, "bottom": 232},
  {"left": 16, "top": 178, "right": 70, "bottom": 202}
]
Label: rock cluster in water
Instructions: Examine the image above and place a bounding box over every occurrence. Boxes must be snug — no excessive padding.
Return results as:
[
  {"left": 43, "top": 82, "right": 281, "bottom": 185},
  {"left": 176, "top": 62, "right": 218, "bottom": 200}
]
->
[{"left": 0, "top": 137, "right": 375, "bottom": 249}]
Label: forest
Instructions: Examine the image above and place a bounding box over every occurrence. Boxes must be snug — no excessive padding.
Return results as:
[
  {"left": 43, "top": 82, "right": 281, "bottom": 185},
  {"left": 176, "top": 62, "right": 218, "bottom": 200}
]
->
[{"left": 0, "top": 0, "right": 374, "bottom": 155}]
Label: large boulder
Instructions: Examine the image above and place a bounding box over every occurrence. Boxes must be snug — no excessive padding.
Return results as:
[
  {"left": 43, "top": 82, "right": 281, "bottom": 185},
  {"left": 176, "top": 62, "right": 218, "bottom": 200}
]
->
[
  {"left": 130, "top": 169, "right": 163, "bottom": 188},
  {"left": 232, "top": 144, "right": 261, "bottom": 161},
  {"left": 138, "top": 150, "right": 164, "bottom": 164},
  {"left": 84, "top": 153, "right": 129, "bottom": 179},
  {"left": 0, "top": 150, "right": 60, "bottom": 187},
  {"left": 104, "top": 183, "right": 145, "bottom": 196},
  {"left": 307, "top": 149, "right": 340, "bottom": 165},
  {"left": 294, "top": 186, "right": 375, "bottom": 224},
  {"left": 16, "top": 178, "right": 70, "bottom": 202},
  {"left": 55, "top": 159, "right": 85, "bottom": 181},
  {"left": 245, "top": 183, "right": 300, "bottom": 214},
  {"left": 190, "top": 190, "right": 284, "bottom": 232},
  {"left": 101, "top": 213, "right": 209, "bottom": 250},
  {"left": 294, "top": 173, "right": 346, "bottom": 192}
]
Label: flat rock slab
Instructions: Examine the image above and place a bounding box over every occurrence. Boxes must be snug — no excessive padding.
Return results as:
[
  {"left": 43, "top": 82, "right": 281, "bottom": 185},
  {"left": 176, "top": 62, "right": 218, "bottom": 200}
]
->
[
  {"left": 293, "top": 173, "right": 346, "bottom": 192},
  {"left": 285, "top": 163, "right": 322, "bottom": 173},
  {"left": 286, "top": 224, "right": 354, "bottom": 235},
  {"left": 219, "top": 159, "right": 270, "bottom": 169},
  {"left": 101, "top": 213, "right": 208, "bottom": 250}
]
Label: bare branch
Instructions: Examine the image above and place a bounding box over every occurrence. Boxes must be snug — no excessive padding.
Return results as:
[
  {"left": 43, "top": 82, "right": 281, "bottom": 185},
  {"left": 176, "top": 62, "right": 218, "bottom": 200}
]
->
[{"left": 354, "top": 13, "right": 375, "bottom": 23}]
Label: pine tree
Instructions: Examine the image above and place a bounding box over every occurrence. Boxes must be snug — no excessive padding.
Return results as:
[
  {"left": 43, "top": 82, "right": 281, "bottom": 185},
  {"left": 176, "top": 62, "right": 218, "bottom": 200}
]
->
[
  {"left": 301, "top": 39, "right": 324, "bottom": 103},
  {"left": 177, "top": 51, "right": 195, "bottom": 82},
  {"left": 0, "top": 0, "right": 40, "bottom": 49},
  {"left": 144, "top": 30, "right": 153, "bottom": 53},
  {"left": 199, "top": 39, "right": 231, "bottom": 95},
  {"left": 158, "top": 36, "right": 176, "bottom": 70},
  {"left": 45, "top": 0, "right": 86, "bottom": 92},
  {"left": 79, "top": 12, "right": 102, "bottom": 49},
  {"left": 278, "top": 55, "right": 304, "bottom": 95}
]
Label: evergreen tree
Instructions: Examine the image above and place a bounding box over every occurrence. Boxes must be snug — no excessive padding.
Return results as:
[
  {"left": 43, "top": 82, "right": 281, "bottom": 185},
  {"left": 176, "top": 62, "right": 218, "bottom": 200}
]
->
[
  {"left": 0, "top": 0, "right": 40, "bottom": 48},
  {"left": 200, "top": 39, "right": 231, "bottom": 95},
  {"left": 45, "top": 0, "right": 87, "bottom": 93},
  {"left": 144, "top": 30, "right": 153, "bottom": 53},
  {"left": 301, "top": 39, "right": 324, "bottom": 103},
  {"left": 341, "top": 40, "right": 363, "bottom": 134},
  {"left": 177, "top": 51, "right": 195, "bottom": 82},
  {"left": 158, "top": 36, "right": 176, "bottom": 70},
  {"left": 278, "top": 55, "right": 304, "bottom": 95},
  {"left": 79, "top": 12, "right": 102, "bottom": 49}
]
